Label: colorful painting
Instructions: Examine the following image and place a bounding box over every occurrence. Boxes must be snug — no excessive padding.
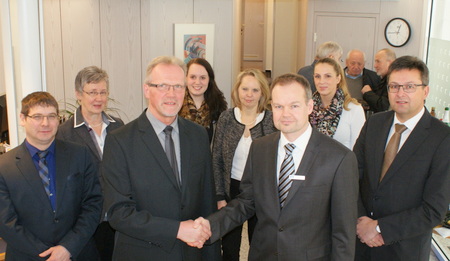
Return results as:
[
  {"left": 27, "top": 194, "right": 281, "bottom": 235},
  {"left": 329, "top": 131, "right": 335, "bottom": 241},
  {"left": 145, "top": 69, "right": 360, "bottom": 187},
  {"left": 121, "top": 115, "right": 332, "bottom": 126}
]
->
[{"left": 174, "top": 24, "right": 214, "bottom": 65}]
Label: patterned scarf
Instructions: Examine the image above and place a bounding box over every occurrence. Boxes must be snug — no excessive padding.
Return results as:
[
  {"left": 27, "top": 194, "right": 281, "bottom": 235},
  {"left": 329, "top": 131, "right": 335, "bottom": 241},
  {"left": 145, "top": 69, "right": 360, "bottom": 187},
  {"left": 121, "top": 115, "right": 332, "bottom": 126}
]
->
[
  {"left": 309, "top": 89, "right": 344, "bottom": 138},
  {"left": 179, "top": 93, "right": 211, "bottom": 128}
]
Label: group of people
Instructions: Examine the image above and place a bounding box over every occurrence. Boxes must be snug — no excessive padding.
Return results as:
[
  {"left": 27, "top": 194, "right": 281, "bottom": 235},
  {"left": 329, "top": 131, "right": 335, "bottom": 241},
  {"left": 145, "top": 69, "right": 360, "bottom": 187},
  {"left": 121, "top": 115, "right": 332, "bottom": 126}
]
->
[{"left": 0, "top": 48, "right": 448, "bottom": 261}]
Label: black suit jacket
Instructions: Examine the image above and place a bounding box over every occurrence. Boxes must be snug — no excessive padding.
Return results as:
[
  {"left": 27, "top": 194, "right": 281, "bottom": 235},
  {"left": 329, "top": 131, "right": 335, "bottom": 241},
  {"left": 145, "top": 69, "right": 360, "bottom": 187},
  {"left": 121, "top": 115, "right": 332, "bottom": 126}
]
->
[
  {"left": 208, "top": 130, "right": 359, "bottom": 261},
  {"left": 354, "top": 109, "right": 450, "bottom": 260},
  {"left": 0, "top": 140, "right": 102, "bottom": 260},
  {"left": 102, "top": 111, "right": 220, "bottom": 261},
  {"left": 362, "top": 76, "right": 389, "bottom": 113}
]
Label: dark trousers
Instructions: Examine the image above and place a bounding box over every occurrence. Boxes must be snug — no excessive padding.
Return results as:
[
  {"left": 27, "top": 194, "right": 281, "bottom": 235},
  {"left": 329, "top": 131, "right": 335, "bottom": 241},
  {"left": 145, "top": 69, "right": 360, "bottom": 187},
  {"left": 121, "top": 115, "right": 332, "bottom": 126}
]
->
[
  {"left": 93, "top": 221, "right": 115, "bottom": 261},
  {"left": 221, "top": 178, "right": 257, "bottom": 261}
]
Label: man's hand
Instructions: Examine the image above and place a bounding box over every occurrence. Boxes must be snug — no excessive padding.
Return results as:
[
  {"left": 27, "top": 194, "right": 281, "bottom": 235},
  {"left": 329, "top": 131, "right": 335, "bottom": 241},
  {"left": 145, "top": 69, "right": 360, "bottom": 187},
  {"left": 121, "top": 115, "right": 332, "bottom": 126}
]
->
[
  {"left": 217, "top": 200, "right": 227, "bottom": 210},
  {"left": 356, "top": 216, "right": 384, "bottom": 247},
  {"left": 361, "top": 85, "right": 373, "bottom": 94},
  {"left": 39, "top": 245, "right": 71, "bottom": 261},
  {"left": 177, "top": 219, "right": 211, "bottom": 248}
]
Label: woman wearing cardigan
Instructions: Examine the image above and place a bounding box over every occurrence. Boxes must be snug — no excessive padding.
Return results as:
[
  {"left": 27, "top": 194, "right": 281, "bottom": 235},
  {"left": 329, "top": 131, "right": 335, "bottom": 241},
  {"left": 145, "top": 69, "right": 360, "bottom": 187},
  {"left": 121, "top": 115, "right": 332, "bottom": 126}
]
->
[{"left": 212, "top": 68, "right": 277, "bottom": 260}]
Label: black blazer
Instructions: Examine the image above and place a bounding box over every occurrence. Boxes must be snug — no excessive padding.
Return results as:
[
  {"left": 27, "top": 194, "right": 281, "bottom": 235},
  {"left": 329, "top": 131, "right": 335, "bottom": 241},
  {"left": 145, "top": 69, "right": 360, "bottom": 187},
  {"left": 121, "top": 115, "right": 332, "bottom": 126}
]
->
[
  {"left": 208, "top": 130, "right": 359, "bottom": 261},
  {"left": 102, "top": 111, "right": 220, "bottom": 261},
  {"left": 0, "top": 140, "right": 103, "bottom": 260},
  {"left": 354, "top": 109, "right": 450, "bottom": 260}
]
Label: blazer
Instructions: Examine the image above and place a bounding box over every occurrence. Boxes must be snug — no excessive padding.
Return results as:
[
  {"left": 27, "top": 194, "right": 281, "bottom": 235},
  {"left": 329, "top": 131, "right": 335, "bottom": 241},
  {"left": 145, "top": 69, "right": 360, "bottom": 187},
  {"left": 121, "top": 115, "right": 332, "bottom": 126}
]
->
[
  {"left": 354, "top": 109, "right": 450, "bottom": 261},
  {"left": 208, "top": 129, "right": 359, "bottom": 261},
  {"left": 57, "top": 107, "right": 124, "bottom": 166},
  {"left": 0, "top": 140, "right": 102, "bottom": 261},
  {"left": 102, "top": 111, "right": 220, "bottom": 261},
  {"left": 362, "top": 76, "right": 389, "bottom": 113}
]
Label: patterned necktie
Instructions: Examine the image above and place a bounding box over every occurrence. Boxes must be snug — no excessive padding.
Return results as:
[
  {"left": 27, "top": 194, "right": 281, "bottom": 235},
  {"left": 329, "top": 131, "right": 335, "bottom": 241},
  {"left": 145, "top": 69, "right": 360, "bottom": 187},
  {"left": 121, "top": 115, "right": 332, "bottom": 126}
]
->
[
  {"left": 279, "top": 143, "right": 296, "bottom": 208},
  {"left": 37, "top": 150, "right": 51, "bottom": 197},
  {"left": 163, "top": 126, "right": 181, "bottom": 187},
  {"left": 380, "top": 124, "right": 407, "bottom": 182}
]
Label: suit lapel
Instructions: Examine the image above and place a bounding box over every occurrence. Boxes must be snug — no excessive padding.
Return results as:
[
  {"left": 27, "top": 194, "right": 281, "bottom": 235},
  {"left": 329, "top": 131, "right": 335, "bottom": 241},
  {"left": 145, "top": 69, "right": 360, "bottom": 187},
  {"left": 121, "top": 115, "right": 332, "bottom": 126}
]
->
[
  {"left": 15, "top": 143, "right": 53, "bottom": 211},
  {"left": 380, "top": 111, "right": 430, "bottom": 185},
  {"left": 263, "top": 133, "right": 283, "bottom": 215},
  {"left": 372, "top": 113, "right": 394, "bottom": 190},
  {"left": 54, "top": 140, "right": 72, "bottom": 211},
  {"left": 178, "top": 118, "right": 190, "bottom": 195},
  {"left": 73, "top": 125, "right": 101, "bottom": 161},
  {"left": 138, "top": 113, "right": 180, "bottom": 190},
  {"left": 283, "top": 130, "right": 320, "bottom": 208}
]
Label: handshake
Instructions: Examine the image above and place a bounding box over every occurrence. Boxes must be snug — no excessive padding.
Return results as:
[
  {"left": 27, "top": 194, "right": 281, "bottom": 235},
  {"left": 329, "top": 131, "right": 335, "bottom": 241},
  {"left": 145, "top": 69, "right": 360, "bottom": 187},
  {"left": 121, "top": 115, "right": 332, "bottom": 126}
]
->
[{"left": 177, "top": 217, "right": 211, "bottom": 248}]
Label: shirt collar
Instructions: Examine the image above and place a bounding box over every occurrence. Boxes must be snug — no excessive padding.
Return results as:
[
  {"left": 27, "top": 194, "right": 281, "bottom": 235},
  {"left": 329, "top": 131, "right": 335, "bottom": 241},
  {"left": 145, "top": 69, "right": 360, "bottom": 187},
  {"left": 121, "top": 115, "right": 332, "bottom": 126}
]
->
[
  {"left": 393, "top": 107, "right": 425, "bottom": 131},
  {"left": 73, "top": 106, "right": 115, "bottom": 128},
  {"left": 25, "top": 139, "right": 56, "bottom": 158},
  {"left": 145, "top": 109, "right": 179, "bottom": 135},
  {"left": 279, "top": 124, "right": 312, "bottom": 153}
]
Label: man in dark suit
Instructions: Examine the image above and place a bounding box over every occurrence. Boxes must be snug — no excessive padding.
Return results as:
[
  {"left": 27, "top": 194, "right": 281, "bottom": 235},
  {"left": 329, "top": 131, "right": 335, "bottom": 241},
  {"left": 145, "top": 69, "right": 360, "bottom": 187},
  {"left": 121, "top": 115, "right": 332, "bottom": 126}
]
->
[
  {"left": 361, "top": 48, "right": 396, "bottom": 113},
  {"left": 102, "top": 56, "right": 220, "bottom": 260},
  {"left": 355, "top": 56, "right": 450, "bottom": 260},
  {"left": 0, "top": 92, "right": 102, "bottom": 261},
  {"left": 197, "top": 73, "right": 359, "bottom": 260},
  {"left": 57, "top": 66, "right": 124, "bottom": 261}
]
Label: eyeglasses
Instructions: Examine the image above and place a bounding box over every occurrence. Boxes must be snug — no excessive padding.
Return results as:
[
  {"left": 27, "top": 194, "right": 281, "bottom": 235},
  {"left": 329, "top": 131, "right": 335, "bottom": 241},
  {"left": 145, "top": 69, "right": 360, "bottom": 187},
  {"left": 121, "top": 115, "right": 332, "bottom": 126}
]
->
[
  {"left": 26, "top": 114, "right": 60, "bottom": 122},
  {"left": 387, "top": 83, "right": 426, "bottom": 93},
  {"left": 147, "top": 83, "right": 185, "bottom": 92},
  {"left": 83, "top": 90, "right": 109, "bottom": 97}
]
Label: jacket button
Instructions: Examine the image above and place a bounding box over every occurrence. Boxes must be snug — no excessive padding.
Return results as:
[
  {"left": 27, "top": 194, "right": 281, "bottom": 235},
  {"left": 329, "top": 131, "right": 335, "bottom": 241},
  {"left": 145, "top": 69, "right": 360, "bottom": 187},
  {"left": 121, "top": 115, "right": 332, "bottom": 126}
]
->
[
  {"left": 54, "top": 219, "right": 59, "bottom": 223},
  {"left": 279, "top": 227, "right": 284, "bottom": 232}
]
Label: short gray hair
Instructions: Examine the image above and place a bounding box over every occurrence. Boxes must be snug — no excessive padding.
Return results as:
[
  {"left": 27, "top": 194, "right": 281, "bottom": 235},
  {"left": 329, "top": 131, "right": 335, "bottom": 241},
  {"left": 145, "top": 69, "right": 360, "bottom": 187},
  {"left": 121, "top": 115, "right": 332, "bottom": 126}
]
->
[
  {"left": 316, "top": 41, "right": 343, "bottom": 59},
  {"left": 145, "top": 56, "right": 186, "bottom": 83}
]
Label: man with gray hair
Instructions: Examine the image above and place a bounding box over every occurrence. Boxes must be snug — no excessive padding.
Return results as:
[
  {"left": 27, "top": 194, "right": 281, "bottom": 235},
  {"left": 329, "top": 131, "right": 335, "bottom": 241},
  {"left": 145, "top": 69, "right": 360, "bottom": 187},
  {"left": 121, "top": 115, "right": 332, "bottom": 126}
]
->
[
  {"left": 361, "top": 48, "right": 396, "bottom": 113},
  {"left": 102, "top": 56, "right": 220, "bottom": 260},
  {"left": 297, "top": 41, "right": 343, "bottom": 93}
]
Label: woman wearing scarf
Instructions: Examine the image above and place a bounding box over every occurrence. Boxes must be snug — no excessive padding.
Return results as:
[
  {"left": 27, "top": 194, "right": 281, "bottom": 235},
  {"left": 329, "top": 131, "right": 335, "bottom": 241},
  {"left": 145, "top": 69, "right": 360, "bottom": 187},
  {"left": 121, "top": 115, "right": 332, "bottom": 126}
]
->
[{"left": 310, "top": 58, "right": 365, "bottom": 149}]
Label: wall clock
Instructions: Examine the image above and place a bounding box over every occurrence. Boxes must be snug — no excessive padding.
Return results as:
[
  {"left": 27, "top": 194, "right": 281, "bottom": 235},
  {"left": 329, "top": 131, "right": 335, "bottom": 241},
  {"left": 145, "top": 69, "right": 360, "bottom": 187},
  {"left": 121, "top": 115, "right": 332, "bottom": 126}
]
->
[{"left": 384, "top": 18, "right": 411, "bottom": 47}]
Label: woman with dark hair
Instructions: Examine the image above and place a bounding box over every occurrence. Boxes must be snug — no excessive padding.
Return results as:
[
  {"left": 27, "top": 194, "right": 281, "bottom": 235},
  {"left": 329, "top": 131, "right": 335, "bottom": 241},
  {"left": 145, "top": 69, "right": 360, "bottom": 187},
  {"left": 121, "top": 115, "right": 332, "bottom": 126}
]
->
[{"left": 179, "top": 58, "right": 228, "bottom": 142}]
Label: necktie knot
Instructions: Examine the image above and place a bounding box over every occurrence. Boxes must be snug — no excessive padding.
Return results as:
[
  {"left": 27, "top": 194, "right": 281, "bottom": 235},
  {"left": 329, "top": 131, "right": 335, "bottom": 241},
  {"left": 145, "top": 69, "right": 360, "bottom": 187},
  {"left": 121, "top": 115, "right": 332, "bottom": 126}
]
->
[
  {"left": 284, "top": 143, "right": 296, "bottom": 155},
  {"left": 163, "top": 125, "right": 173, "bottom": 135},
  {"left": 37, "top": 150, "right": 49, "bottom": 159},
  {"left": 395, "top": 124, "right": 407, "bottom": 134}
]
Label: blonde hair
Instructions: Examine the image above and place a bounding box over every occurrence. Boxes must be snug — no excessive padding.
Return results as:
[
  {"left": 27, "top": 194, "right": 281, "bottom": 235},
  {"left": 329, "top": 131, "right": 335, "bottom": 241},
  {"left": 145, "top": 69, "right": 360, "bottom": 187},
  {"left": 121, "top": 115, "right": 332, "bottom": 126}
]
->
[
  {"left": 231, "top": 69, "right": 270, "bottom": 113},
  {"left": 315, "top": 58, "right": 359, "bottom": 110}
]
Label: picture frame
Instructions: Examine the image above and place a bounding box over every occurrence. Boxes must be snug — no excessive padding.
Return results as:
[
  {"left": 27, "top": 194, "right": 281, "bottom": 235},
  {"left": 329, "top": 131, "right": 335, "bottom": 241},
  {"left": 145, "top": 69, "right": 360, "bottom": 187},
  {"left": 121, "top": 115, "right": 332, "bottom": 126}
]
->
[{"left": 174, "top": 24, "right": 215, "bottom": 65}]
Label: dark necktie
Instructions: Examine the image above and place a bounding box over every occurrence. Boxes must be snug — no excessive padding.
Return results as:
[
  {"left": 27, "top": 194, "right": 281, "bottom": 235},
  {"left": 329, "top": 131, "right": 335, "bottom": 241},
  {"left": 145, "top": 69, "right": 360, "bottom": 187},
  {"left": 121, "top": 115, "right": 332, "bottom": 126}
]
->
[
  {"left": 37, "top": 150, "right": 51, "bottom": 197},
  {"left": 163, "top": 126, "right": 181, "bottom": 187},
  {"left": 279, "top": 143, "right": 296, "bottom": 208},
  {"left": 380, "top": 124, "right": 407, "bottom": 182}
]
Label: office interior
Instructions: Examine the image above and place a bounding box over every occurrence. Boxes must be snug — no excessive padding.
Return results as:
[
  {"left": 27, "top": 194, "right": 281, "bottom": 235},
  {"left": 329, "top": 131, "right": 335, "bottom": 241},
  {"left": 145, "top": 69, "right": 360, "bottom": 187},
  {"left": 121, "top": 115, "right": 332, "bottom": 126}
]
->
[{"left": 0, "top": 0, "right": 449, "bottom": 259}]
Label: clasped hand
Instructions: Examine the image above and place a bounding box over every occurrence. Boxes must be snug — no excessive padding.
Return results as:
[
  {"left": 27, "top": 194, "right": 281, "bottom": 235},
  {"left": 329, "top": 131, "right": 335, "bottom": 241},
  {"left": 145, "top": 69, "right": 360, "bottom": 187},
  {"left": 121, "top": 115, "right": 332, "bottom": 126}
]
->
[
  {"left": 177, "top": 217, "right": 211, "bottom": 248},
  {"left": 356, "top": 216, "right": 385, "bottom": 248}
]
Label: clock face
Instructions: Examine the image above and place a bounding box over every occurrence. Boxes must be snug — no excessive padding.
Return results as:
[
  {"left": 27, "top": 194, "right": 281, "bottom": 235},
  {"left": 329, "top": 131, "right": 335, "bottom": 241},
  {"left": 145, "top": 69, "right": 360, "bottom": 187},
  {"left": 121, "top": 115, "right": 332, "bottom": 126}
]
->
[{"left": 385, "top": 18, "right": 411, "bottom": 47}]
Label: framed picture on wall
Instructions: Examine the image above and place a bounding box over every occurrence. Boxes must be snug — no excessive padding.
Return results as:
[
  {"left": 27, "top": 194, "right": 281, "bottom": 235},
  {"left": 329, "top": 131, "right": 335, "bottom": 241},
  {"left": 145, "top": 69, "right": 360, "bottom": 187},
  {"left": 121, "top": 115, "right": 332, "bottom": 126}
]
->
[{"left": 174, "top": 24, "right": 215, "bottom": 65}]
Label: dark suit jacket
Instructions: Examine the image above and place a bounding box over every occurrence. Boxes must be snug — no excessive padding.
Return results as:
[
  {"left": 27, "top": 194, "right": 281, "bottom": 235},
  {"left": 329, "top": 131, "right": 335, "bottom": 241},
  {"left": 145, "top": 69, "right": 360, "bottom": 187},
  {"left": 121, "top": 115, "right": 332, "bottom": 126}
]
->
[
  {"left": 0, "top": 140, "right": 103, "bottom": 261},
  {"left": 362, "top": 76, "right": 389, "bottom": 113},
  {"left": 57, "top": 107, "right": 124, "bottom": 166},
  {"left": 354, "top": 109, "right": 450, "bottom": 261},
  {"left": 102, "top": 111, "right": 220, "bottom": 261},
  {"left": 208, "top": 130, "right": 359, "bottom": 261}
]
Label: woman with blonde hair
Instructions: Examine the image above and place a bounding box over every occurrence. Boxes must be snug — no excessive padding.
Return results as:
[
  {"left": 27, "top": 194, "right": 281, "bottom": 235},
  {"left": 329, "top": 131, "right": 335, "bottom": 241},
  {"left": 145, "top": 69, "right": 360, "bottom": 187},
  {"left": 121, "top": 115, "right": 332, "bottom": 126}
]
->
[
  {"left": 212, "top": 68, "right": 276, "bottom": 260},
  {"left": 310, "top": 57, "right": 365, "bottom": 149}
]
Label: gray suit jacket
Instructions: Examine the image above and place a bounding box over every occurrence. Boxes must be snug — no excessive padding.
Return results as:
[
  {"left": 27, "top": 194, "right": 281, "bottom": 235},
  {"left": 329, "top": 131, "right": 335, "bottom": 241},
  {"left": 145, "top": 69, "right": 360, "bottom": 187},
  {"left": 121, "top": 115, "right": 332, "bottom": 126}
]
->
[
  {"left": 102, "top": 111, "right": 220, "bottom": 261},
  {"left": 0, "top": 140, "right": 102, "bottom": 260},
  {"left": 208, "top": 130, "right": 359, "bottom": 261},
  {"left": 354, "top": 109, "right": 450, "bottom": 261}
]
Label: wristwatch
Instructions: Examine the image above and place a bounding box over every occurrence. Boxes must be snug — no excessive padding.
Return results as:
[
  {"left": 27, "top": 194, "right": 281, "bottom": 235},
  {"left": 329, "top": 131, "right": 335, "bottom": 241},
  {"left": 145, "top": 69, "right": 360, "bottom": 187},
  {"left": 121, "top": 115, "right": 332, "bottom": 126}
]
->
[{"left": 376, "top": 225, "right": 381, "bottom": 233}]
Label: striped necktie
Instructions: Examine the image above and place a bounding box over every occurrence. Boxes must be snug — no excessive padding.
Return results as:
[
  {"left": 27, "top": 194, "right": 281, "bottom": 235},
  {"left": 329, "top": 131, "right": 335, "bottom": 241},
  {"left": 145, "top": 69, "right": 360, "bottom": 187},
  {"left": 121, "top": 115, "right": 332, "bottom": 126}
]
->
[
  {"left": 37, "top": 150, "right": 51, "bottom": 197},
  {"left": 279, "top": 143, "right": 296, "bottom": 208}
]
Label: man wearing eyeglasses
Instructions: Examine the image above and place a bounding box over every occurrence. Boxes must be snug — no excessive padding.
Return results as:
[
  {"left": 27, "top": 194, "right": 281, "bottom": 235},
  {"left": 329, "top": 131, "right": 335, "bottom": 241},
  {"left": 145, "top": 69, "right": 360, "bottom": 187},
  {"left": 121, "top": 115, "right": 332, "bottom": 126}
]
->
[
  {"left": 102, "top": 56, "right": 220, "bottom": 260},
  {"left": 354, "top": 56, "right": 450, "bottom": 260},
  {"left": 0, "top": 91, "right": 102, "bottom": 260}
]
